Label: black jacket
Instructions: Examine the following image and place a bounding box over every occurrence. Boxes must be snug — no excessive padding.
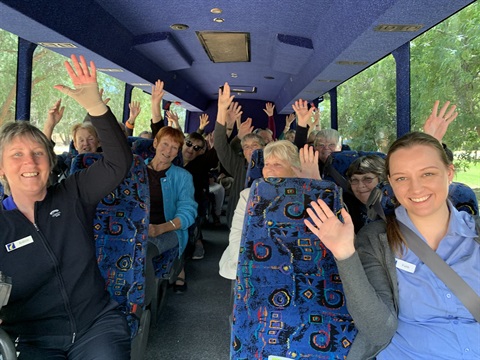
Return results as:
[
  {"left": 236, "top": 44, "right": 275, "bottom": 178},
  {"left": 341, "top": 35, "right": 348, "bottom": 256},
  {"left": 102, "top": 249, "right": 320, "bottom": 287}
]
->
[{"left": 0, "top": 109, "right": 132, "bottom": 345}]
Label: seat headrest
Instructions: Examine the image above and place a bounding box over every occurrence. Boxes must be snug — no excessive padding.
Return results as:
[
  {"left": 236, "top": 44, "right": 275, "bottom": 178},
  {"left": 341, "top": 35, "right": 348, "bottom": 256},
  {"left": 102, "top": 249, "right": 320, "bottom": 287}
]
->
[{"left": 245, "top": 148, "right": 264, "bottom": 188}]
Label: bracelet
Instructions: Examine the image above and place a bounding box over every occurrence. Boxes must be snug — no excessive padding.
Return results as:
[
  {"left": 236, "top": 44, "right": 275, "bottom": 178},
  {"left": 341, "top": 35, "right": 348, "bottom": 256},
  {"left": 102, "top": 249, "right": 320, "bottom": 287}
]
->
[
  {"left": 169, "top": 220, "right": 177, "bottom": 229},
  {"left": 125, "top": 121, "right": 135, "bottom": 130}
]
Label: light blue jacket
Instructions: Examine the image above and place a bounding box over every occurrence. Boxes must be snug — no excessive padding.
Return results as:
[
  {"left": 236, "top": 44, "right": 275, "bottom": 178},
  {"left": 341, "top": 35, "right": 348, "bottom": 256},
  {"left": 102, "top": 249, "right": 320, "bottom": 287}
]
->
[{"left": 146, "top": 160, "right": 197, "bottom": 256}]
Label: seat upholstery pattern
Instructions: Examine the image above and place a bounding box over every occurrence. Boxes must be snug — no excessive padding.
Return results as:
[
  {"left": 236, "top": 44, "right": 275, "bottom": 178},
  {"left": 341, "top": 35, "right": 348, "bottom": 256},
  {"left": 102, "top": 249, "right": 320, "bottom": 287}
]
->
[
  {"left": 245, "top": 149, "right": 264, "bottom": 189},
  {"left": 70, "top": 153, "right": 150, "bottom": 338},
  {"left": 232, "top": 177, "right": 356, "bottom": 359},
  {"left": 152, "top": 246, "right": 180, "bottom": 279},
  {"left": 449, "top": 181, "right": 479, "bottom": 216},
  {"left": 131, "top": 138, "right": 156, "bottom": 161}
]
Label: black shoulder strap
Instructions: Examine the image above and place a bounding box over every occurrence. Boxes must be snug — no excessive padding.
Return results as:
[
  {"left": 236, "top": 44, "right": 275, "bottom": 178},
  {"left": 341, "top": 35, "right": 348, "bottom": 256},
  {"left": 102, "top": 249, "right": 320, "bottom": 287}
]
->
[{"left": 398, "top": 222, "right": 480, "bottom": 322}]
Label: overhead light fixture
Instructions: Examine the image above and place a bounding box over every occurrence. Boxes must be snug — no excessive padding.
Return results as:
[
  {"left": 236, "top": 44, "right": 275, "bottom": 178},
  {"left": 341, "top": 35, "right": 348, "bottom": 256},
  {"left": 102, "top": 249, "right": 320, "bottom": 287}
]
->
[
  {"left": 170, "top": 23, "right": 189, "bottom": 31},
  {"left": 38, "top": 42, "right": 77, "bottom": 48},
  {"left": 230, "top": 86, "right": 257, "bottom": 94},
  {"left": 211, "top": 8, "right": 223, "bottom": 14},
  {"left": 197, "top": 31, "right": 250, "bottom": 63},
  {"left": 231, "top": 73, "right": 238, "bottom": 78},
  {"left": 336, "top": 60, "right": 369, "bottom": 66},
  {"left": 374, "top": 24, "right": 423, "bottom": 32},
  {"left": 131, "top": 83, "right": 151, "bottom": 87},
  {"left": 96, "top": 68, "right": 124, "bottom": 72},
  {"left": 213, "top": 18, "right": 225, "bottom": 23}
]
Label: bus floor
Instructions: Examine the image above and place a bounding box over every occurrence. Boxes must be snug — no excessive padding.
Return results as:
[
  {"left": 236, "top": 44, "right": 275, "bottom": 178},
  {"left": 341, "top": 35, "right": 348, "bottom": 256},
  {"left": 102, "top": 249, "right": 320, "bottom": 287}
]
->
[{"left": 144, "top": 220, "right": 233, "bottom": 360}]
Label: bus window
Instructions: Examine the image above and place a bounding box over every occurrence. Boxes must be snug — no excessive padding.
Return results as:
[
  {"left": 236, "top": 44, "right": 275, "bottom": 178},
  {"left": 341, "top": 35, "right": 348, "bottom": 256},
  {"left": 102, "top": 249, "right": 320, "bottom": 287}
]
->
[{"left": 0, "top": 28, "right": 18, "bottom": 127}]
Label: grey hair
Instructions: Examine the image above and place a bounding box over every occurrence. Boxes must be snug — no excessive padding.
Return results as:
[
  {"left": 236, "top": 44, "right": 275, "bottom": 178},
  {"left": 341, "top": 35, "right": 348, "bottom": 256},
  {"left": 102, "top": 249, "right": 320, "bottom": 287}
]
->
[
  {"left": 314, "top": 129, "right": 342, "bottom": 148},
  {"left": 241, "top": 133, "right": 266, "bottom": 148},
  {"left": 346, "top": 155, "right": 386, "bottom": 182},
  {"left": 263, "top": 140, "right": 301, "bottom": 169},
  {"left": 0, "top": 121, "right": 57, "bottom": 195}
]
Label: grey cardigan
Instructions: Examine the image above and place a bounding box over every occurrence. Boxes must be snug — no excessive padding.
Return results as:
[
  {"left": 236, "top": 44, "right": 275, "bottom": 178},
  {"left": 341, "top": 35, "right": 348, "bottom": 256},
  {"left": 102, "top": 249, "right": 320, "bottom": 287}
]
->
[{"left": 335, "top": 217, "right": 480, "bottom": 360}]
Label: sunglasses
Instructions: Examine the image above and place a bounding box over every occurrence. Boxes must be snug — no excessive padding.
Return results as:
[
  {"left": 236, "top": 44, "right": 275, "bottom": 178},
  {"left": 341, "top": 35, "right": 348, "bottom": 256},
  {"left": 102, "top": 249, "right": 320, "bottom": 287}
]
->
[{"left": 185, "top": 140, "right": 203, "bottom": 152}]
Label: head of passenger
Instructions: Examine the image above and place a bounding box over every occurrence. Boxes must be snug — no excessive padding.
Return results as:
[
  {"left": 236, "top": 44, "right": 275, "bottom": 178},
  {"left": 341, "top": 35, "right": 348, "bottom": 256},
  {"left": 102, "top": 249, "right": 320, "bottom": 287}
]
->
[
  {"left": 0, "top": 121, "right": 57, "bottom": 197},
  {"left": 241, "top": 133, "right": 266, "bottom": 163},
  {"left": 139, "top": 131, "right": 152, "bottom": 139},
  {"left": 255, "top": 129, "right": 274, "bottom": 145},
  {"left": 314, "top": 129, "right": 342, "bottom": 163},
  {"left": 183, "top": 132, "right": 206, "bottom": 164},
  {"left": 346, "top": 155, "right": 386, "bottom": 205},
  {"left": 385, "top": 132, "right": 454, "bottom": 221},
  {"left": 152, "top": 126, "right": 184, "bottom": 168},
  {"left": 284, "top": 129, "right": 296, "bottom": 143},
  {"left": 72, "top": 122, "right": 100, "bottom": 154},
  {"left": 262, "top": 140, "right": 300, "bottom": 178}
]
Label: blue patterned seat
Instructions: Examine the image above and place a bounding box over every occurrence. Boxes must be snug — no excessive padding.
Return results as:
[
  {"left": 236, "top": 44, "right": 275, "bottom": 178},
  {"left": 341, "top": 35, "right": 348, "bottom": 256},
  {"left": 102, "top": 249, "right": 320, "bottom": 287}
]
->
[
  {"left": 70, "top": 153, "right": 151, "bottom": 360},
  {"left": 232, "top": 177, "right": 357, "bottom": 359},
  {"left": 244, "top": 148, "right": 264, "bottom": 188},
  {"left": 367, "top": 181, "right": 479, "bottom": 221},
  {"left": 323, "top": 150, "right": 386, "bottom": 192},
  {"left": 131, "top": 138, "right": 156, "bottom": 161}
]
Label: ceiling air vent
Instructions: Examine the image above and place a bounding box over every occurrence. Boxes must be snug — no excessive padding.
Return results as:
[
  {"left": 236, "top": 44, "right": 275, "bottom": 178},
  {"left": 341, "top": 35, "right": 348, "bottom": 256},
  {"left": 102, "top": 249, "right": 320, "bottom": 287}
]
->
[
  {"left": 196, "top": 32, "right": 250, "bottom": 63},
  {"left": 374, "top": 24, "right": 423, "bottom": 32}
]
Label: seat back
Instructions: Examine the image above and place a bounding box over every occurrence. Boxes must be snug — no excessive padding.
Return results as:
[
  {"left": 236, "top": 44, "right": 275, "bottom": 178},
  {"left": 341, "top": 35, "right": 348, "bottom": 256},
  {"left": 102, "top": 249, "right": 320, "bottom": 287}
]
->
[
  {"left": 131, "top": 138, "right": 155, "bottom": 161},
  {"left": 367, "top": 180, "right": 479, "bottom": 221},
  {"left": 70, "top": 153, "right": 150, "bottom": 339},
  {"left": 232, "top": 177, "right": 356, "bottom": 359},
  {"left": 323, "top": 150, "right": 386, "bottom": 192},
  {"left": 0, "top": 182, "right": 4, "bottom": 200},
  {"left": 244, "top": 148, "right": 264, "bottom": 188}
]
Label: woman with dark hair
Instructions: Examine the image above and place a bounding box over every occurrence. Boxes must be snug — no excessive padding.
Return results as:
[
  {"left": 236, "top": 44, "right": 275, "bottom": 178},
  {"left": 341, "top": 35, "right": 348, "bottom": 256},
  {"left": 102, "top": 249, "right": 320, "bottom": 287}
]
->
[
  {"left": 305, "top": 131, "right": 479, "bottom": 359},
  {"left": 344, "top": 154, "right": 386, "bottom": 233}
]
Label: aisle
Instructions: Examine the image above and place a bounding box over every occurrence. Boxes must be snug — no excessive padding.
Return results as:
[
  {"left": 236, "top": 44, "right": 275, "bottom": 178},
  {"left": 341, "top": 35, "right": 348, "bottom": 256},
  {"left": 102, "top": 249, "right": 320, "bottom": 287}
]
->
[{"left": 144, "top": 223, "right": 232, "bottom": 360}]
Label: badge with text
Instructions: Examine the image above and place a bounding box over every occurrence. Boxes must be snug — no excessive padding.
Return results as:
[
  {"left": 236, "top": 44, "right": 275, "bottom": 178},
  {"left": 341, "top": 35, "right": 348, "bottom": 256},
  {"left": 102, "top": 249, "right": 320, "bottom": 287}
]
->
[
  {"left": 5, "top": 236, "right": 34, "bottom": 252},
  {"left": 395, "top": 258, "right": 416, "bottom": 273}
]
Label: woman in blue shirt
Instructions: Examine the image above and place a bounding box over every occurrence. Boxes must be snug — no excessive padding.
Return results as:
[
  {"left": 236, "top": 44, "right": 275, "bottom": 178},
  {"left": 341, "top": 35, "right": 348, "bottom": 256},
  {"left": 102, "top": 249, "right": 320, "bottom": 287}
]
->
[{"left": 305, "top": 131, "right": 479, "bottom": 359}]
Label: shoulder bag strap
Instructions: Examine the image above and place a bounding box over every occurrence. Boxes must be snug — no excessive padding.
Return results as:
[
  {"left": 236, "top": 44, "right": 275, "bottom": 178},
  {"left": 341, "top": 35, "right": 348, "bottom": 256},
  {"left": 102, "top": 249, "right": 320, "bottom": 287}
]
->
[{"left": 398, "top": 222, "right": 480, "bottom": 322}]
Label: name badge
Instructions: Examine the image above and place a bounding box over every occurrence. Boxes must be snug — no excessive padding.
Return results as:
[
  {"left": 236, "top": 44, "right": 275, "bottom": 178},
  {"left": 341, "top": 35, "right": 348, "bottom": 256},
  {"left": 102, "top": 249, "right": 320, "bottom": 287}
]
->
[
  {"left": 395, "top": 258, "right": 416, "bottom": 273},
  {"left": 268, "top": 356, "right": 293, "bottom": 360},
  {"left": 5, "top": 236, "right": 34, "bottom": 252}
]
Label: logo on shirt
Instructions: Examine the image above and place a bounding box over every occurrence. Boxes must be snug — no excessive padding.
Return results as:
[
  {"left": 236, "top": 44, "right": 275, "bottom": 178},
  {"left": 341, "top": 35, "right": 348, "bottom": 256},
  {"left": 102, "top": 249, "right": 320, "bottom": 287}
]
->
[{"left": 49, "top": 209, "right": 61, "bottom": 218}]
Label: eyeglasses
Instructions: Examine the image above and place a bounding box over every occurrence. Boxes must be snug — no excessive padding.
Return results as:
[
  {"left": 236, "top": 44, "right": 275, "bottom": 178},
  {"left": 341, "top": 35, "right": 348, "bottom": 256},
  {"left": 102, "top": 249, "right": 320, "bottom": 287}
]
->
[
  {"left": 185, "top": 140, "right": 203, "bottom": 152},
  {"left": 349, "top": 176, "right": 378, "bottom": 186},
  {"left": 316, "top": 143, "right": 338, "bottom": 150}
]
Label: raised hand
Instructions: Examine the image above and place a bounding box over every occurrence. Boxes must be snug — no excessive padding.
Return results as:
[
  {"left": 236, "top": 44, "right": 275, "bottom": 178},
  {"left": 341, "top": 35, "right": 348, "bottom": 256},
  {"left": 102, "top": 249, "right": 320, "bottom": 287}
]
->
[
  {"left": 227, "top": 101, "right": 243, "bottom": 129},
  {"left": 54, "top": 55, "right": 106, "bottom": 116},
  {"left": 423, "top": 100, "right": 458, "bottom": 142},
  {"left": 292, "top": 99, "right": 315, "bottom": 127},
  {"left": 285, "top": 113, "right": 296, "bottom": 128},
  {"left": 151, "top": 80, "right": 165, "bottom": 123},
  {"left": 43, "top": 99, "right": 65, "bottom": 140},
  {"left": 99, "top": 88, "right": 111, "bottom": 105},
  {"left": 263, "top": 102, "right": 275, "bottom": 117},
  {"left": 199, "top": 113, "right": 210, "bottom": 131},
  {"left": 237, "top": 117, "right": 253, "bottom": 140},
  {"left": 293, "top": 144, "right": 320, "bottom": 180},
  {"left": 129, "top": 101, "right": 141, "bottom": 119},
  {"left": 166, "top": 110, "right": 180, "bottom": 128},
  {"left": 216, "top": 82, "right": 235, "bottom": 126},
  {"left": 305, "top": 199, "right": 356, "bottom": 260}
]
